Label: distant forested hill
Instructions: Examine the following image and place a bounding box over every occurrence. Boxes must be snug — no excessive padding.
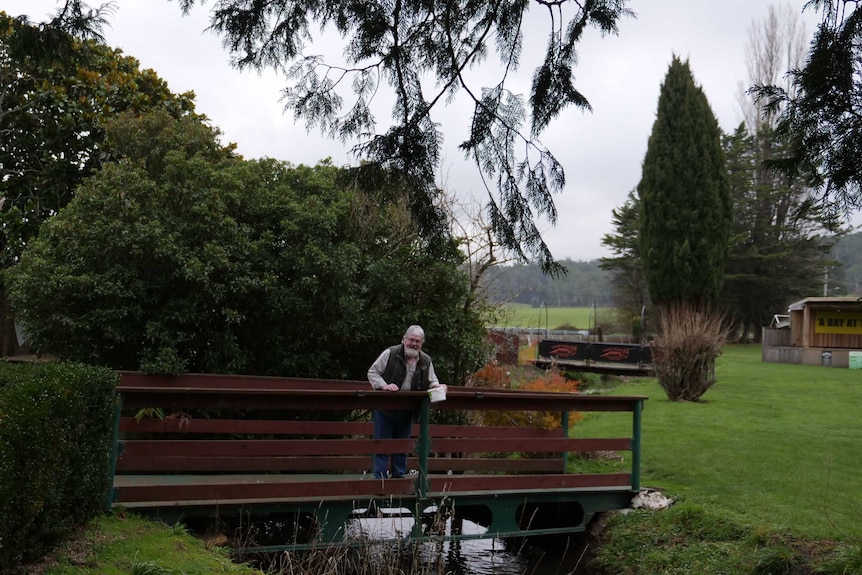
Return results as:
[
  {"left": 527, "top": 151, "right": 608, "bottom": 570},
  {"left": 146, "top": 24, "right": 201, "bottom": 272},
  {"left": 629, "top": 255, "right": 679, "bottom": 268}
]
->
[
  {"left": 482, "top": 259, "right": 612, "bottom": 307},
  {"left": 482, "top": 231, "right": 862, "bottom": 308}
]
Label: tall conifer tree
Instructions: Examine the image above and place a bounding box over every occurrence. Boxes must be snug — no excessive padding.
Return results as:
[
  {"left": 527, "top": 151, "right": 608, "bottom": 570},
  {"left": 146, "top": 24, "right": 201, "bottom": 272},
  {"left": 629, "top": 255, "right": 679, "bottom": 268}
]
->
[
  {"left": 638, "top": 56, "right": 732, "bottom": 306},
  {"left": 638, "top": 56, "right": 732, "bottom": 401}
]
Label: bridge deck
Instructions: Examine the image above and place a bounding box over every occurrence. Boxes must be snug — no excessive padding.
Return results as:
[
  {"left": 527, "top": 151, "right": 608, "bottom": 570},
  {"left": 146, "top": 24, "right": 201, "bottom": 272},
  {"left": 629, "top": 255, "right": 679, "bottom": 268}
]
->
[{"left": 113, "top": 472, "right": 632, "bottom": 507}]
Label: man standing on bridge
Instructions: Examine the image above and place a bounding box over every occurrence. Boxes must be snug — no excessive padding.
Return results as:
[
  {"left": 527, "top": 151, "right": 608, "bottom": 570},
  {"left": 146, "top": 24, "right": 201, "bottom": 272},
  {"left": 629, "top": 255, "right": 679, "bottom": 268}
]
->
[{"left": 367, "top": 325, "right": 445, "bottom": 479}]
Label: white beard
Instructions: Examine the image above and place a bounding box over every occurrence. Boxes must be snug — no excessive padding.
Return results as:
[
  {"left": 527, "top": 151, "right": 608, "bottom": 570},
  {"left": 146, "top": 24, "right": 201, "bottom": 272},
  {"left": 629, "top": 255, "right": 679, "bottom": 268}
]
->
[{"left": 405, "top": 347, "right": 420, "bottom": 359}]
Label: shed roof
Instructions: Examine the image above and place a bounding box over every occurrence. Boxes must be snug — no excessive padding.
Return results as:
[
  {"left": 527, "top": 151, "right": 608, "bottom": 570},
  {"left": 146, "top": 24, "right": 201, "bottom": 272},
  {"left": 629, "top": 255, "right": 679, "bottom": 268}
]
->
[{"left": 788, "top": 296, "right": 862, "bottom": 312}]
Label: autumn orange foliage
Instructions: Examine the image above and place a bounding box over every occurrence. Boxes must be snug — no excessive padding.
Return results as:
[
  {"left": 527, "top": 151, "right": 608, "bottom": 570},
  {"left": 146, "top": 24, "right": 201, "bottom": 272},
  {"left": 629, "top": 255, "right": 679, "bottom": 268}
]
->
[{"left": 469, "top": 363, "right": 582, "bottom": 432}]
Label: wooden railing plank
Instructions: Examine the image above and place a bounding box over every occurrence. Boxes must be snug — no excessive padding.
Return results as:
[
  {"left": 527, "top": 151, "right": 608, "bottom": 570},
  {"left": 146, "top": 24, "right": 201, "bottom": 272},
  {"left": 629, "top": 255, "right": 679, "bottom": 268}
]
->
[
  {"left": 115, "top": 455, "right": 571, "bottom": 474},
  {"left": 116, "top": 456, "right": 374, "bottom": 472},
  {"left": 118, "top": 436, "right": 629, "bottom": 462},
  {"left": 120, "top": 438, "right": 414, "bottom": 457},
  {"left": 119, "top": 418, "right": 373, "bottom": 435},
  {"left": 119, "top": 418, "right": 569, "bottom": 439},
  {"left": 117, "top": 385, "right": 645, "bottom": 413},
  {"left": 113, "top": 477, "right": 414, "bottom": 503},
  {"left": 428, "top": 437, "right": 630, "bottom": 453},
  {"left": 429, "top": 473, "right": 631, "bottom": 493}
]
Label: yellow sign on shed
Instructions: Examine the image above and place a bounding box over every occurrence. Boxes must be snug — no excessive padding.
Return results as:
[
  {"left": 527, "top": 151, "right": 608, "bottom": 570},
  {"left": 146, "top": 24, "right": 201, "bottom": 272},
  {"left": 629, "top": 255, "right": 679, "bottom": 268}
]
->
[{"left": 814, "top": 312, "right": 862, "bottom": 334}]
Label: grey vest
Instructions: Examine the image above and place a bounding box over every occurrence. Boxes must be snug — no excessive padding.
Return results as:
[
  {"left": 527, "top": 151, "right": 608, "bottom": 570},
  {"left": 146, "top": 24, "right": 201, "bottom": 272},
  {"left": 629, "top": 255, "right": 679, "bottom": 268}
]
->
[{"left": 381, "top": 344, "right": 432, "bottom": 392}]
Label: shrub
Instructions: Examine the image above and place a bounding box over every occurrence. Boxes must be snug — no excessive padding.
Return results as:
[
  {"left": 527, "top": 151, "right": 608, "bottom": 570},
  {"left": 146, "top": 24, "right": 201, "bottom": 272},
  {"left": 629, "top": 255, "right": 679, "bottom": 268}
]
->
[
  {"left": 650, "top": 302, "right": 730, "bottom": 401},
  {"left": 474, "top": 366, "right": 582, "bottom": 433},
  {"left": 0, "top": 361, "right": 118, "bottom": 570},
  {"left": 468, "top": 362, "right": 511, "bottom": 389}
]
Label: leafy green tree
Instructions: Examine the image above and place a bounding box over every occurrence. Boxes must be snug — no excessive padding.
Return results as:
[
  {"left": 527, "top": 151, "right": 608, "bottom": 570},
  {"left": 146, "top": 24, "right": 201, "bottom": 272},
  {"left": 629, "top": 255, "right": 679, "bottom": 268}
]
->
[
  {"left": 6, "top": 111, "right": 488, "bottom": 383},
  {"left": 638, "top": 56, "right": 732, "bottom": 306},
  {"left": 0, "top": 12, "right": 196, "bottom": 268},
  {"left": 752, "top": 1, "right": 862, "bottom": 218},
  {"left": 0, "top": 11, "right": 196, "bottom": 355},
  {"left": 30, "top": 0, "right": 635, "bottom": 275}
]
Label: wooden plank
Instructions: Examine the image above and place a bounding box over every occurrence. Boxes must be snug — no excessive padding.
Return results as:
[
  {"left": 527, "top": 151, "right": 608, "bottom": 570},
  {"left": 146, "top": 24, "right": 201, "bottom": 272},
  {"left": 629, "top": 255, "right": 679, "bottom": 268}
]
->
[
  {"left": 119, "top": 418, "right": 567, "bottom": 439},
  {"left": 421, "top": 425, "right": 565, "bottom": 439},
  {"left": 424, "top": 458, "right": 564, "bottom": 473},
  {"left": 117, "top": 386, "right": 645, "bottom": 413},
  {"left": 120, "top": 418, "right": 373, "bottom": 436},
  {"left": 114, "top": 477, "right": 415, "bottom": 503},
  {"left": 118, "top": 388, "right": 424, "bottom": 411},
  {"left": 428, "top": 473, "right": 631, "bottom": 493},
  {"left": 115, "top": 455, "right": 567, "bottom": 474},
  {"left": 119, "top": 438, "right": 413, "bottom": 458},
  {"left": 118, "top": 372, "right": 647, "bottom": 404},
  {"left": 426, "top": 437, "right": 631, "bottom": 453},
  {"left": 117, "top": 456, "right": 374, "bottom": 472},
  {"left": 119, "top": 371, "right": 368, "bottom": 391},
  {"left": 119, "top": 437, "right": 629, "bottom": 461}
]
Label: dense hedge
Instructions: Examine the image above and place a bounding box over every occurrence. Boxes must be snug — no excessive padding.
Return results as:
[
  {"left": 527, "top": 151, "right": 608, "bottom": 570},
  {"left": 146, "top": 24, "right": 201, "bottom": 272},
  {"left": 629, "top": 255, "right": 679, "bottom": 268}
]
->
[{"left": 0, "top": 361, "right": 118, "bottom": 570}]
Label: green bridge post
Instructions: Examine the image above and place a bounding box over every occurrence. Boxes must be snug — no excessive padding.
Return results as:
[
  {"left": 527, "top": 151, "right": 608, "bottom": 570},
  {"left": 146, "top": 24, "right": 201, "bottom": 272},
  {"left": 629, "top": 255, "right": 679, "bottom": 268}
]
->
[
  {"left": 416, "top": 396, "right": 431, "bottom": 497},
  {"left": 411, "top": 396, "right": 432, "bottom": 538},
  {"left": 103, "top": 395, "right": 123, "bottom": 513},
  {"left": 631, "top": 399, "right": 643, "bottom": 492}
]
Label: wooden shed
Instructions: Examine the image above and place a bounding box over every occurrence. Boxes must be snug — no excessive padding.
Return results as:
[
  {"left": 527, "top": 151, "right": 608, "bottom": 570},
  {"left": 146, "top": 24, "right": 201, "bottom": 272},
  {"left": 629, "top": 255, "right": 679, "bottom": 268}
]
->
[{"left": 762, "top": 296, "right": 862, "bottom": 368}]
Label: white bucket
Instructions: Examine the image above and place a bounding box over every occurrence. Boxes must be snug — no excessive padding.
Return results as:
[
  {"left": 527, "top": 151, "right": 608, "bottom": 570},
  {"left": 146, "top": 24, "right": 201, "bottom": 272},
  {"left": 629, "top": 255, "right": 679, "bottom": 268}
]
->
[{"left": 428, "top": 386, "right": 447, "bottom": 403}]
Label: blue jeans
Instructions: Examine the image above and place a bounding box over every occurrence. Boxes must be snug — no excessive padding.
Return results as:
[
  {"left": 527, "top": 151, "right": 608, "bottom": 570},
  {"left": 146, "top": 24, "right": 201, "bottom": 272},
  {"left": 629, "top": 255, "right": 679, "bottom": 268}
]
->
[{"left": 372, "top": 409, "right": 414, "bottom": 478}]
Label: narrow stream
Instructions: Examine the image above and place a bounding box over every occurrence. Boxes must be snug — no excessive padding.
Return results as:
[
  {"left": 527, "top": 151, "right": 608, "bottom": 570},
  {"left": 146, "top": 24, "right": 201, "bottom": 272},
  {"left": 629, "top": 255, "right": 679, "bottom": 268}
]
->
[
  {"left": 343, "top": 510, "right": 597, "bottom": 575},
  {"left": 228, "top": 506, "right": 599, "bottom": 574}
]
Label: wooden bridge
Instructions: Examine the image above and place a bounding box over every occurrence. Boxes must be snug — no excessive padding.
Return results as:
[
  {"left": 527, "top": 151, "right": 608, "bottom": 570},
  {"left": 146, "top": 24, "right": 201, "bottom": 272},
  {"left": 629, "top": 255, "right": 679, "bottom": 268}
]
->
[
  {"left": 533, "top": 339, "right": 654, "bottom": 376},
  {"left": 108, "top": 373, "right": 646, "bottom": 553}
]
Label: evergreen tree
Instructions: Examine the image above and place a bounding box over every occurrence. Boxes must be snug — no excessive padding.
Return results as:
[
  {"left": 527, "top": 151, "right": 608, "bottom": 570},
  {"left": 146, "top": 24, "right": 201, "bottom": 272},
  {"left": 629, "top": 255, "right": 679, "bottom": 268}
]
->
[
  {"left": 752, "top": 1, "right": 862, "bottom": 219},
  {"left": 638, "top": 56, "right": 731, "bottom": 306},
  {"left": 721, "top": 123, "right": 835, "bottom": 341},
  {"left": 637, "top": 56, "right": 731, "bottom": 402},
  {"left": 599, "top": 189, "right": 652, "bottom": 338}
]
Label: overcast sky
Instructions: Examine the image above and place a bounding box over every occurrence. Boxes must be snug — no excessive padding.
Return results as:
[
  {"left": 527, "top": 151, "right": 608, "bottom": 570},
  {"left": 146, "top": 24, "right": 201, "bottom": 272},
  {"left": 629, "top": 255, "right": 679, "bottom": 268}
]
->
[{"left": 5, "top": 1, "right": 855, "bottom": 262}]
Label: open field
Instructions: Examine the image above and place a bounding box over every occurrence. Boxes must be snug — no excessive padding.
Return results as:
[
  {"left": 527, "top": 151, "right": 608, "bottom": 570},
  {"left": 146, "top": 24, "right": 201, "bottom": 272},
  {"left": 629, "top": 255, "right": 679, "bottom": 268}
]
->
[
  {"left": 494, "top": 304, "right": 615, "bottom": 330},
  {"left": 578, "top": 343, "right": 862, "bottom": 541}
]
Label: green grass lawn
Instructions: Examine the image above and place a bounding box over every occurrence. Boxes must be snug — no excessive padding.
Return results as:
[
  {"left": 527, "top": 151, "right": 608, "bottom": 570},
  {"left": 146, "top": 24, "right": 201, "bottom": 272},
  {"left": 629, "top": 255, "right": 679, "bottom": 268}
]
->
[{"left": 578, "top": 343, "right": 862, "bottom": 541}]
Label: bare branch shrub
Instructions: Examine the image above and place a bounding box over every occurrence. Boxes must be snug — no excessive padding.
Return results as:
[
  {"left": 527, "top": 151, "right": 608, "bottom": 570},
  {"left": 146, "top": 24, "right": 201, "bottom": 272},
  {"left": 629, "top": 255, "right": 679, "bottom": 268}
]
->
[{"left": 650, "top": 302, "right": 731, "bottom": 401}]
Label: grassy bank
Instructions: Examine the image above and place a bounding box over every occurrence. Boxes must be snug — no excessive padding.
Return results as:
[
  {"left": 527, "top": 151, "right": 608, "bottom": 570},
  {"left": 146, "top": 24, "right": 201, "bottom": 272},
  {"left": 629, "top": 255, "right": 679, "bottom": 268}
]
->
[
  {"left": 16, "top": 513, "right": 262, "bottom": 575},
  {"left": 582, "top": 344, "right": 862, "bottom": 573},
  {"left": 17, "top": 344, "right": 862, "bottom": 574}
]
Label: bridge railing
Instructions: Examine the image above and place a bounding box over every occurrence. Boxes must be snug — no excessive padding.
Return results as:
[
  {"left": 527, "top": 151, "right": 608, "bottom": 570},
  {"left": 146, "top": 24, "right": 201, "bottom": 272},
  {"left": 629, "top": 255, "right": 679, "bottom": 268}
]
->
[{"left": 110, "top": 372, "right": 646, "bottom": 508}]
